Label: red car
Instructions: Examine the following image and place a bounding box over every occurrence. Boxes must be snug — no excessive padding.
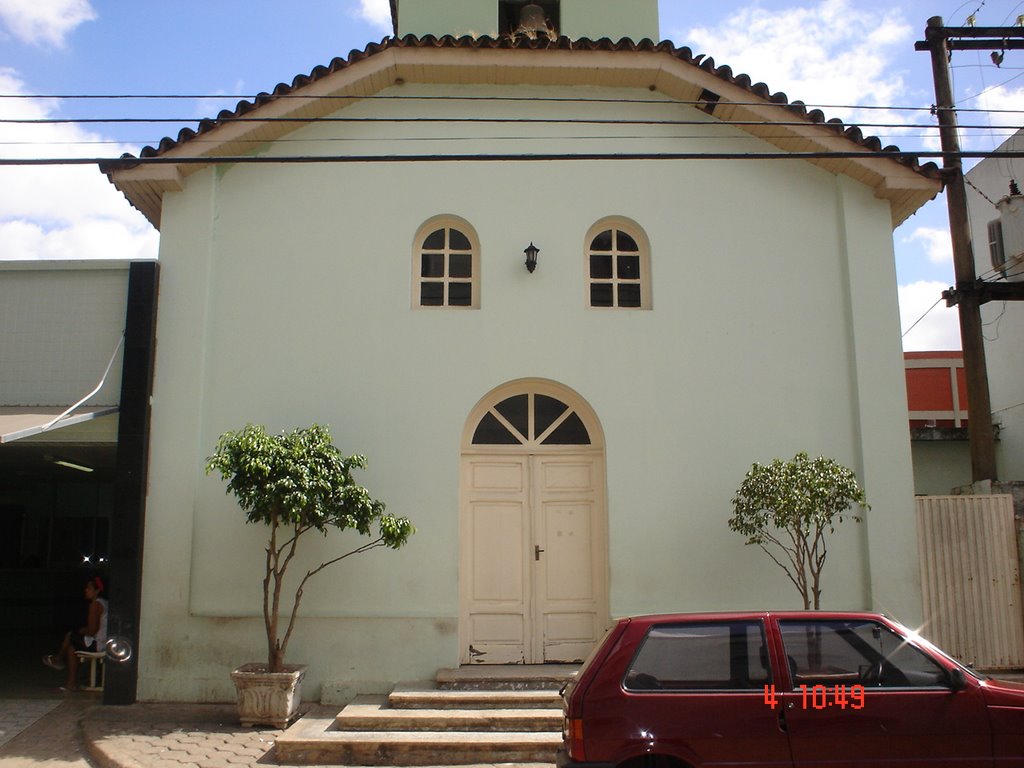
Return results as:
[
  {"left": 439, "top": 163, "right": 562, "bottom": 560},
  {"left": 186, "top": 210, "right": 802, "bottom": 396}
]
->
[{"left": 559, "top": 611, "right": 1024, "bottom": 768}]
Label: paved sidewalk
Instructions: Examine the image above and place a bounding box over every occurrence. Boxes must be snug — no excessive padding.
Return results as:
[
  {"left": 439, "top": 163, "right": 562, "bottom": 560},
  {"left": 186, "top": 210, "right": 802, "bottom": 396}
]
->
[
  {"left": 0, "top": 699, "right": 312, "bottom": 768},
  {"left": 0, "top": 700, "right": 62, "bottom": 750},
  {"left": 0, "top": 699, "right": 94, "bottom": 768},
  {"left": 2, "top": 670, "right": 1023, "bottom": 767},
  {"left": 82, "top": 703, "right": 296, "bottom": 768}
]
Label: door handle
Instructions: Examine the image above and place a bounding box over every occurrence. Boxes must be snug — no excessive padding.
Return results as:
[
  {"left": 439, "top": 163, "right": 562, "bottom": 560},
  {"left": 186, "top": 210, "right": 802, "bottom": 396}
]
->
[{"left": 535, "top": 545, "right": 545, "bottom": 561}]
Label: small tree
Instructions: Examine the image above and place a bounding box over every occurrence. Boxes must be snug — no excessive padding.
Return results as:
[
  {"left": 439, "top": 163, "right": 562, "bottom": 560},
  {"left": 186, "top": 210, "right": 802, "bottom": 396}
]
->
[
  {"left": 728, "top": 451, "right": 868, "bottom": 609},
  {"left": 206, "top": 423, "right": 414, "bottom": 673}
]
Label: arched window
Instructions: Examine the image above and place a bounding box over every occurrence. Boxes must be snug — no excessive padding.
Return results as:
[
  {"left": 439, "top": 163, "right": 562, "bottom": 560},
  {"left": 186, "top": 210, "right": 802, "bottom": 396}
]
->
[
  {"left": 471, "top": 391, "right": 591, "bottom": 447},
  {"left": 585, "top": 218, "right": 651, "bottom": 309},
  {"left": 413, "top": 217, "right": 480, "bottom": 309}
]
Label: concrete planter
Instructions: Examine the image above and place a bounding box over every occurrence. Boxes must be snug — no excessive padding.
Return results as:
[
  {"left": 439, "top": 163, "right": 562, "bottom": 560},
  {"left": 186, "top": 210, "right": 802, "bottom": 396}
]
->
[{"left": 230, "top": 663, "right": 306, "bottom": 728}]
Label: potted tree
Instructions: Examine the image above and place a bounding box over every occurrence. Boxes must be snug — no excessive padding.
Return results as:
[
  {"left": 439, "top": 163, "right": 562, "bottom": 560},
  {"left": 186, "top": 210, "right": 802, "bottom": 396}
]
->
[
  {"left": 728, "top": 451, "right": 868, "bottom": 610},
  {"left": 206, "top": 423, "right": 414, "bottom": 728}
]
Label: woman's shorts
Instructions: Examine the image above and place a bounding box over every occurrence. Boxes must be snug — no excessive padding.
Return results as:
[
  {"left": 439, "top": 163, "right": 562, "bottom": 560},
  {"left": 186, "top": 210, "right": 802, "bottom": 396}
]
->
[{"left": 69, "top": 632, "right": 96, "bottom": 652}]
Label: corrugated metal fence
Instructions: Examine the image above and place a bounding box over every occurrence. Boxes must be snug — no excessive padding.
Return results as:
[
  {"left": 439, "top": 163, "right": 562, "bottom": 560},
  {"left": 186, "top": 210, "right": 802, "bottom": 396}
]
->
[{"left": 915, "top": 494, "right": 1024, "bottom": 670}]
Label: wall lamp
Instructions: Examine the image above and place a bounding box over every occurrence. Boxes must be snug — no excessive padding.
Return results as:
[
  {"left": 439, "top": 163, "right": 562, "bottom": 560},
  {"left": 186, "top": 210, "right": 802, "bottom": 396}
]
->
[{"left": 524, "top": 242, "right": 540, "bottom": 273}]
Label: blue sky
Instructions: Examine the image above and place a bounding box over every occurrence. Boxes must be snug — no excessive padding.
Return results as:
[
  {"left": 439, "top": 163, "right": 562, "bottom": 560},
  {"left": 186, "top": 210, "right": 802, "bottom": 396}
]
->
[{"left": 2, "top": 0, "right": 1023, "bottom": 349}]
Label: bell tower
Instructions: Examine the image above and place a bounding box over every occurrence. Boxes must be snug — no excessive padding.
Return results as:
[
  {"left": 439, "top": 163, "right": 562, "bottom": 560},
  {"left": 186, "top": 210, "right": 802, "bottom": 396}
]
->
[{"left": 393, "top": 0, "right": 659, "bottom": 43}]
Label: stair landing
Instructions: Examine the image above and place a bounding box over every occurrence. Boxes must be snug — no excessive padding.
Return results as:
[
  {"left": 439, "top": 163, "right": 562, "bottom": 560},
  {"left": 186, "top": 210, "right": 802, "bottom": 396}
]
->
[{"left": 275, "top": 665, "right": 577, "bottom": 766}]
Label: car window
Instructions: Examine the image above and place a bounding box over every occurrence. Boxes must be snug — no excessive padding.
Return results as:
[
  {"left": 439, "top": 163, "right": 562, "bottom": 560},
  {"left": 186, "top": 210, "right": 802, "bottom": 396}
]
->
[
  {"left": 779, "top": 620, "right": 949, "bottom": 688},
  {"left": 623, "top": 621, "right": 771, "bottom": 691}
]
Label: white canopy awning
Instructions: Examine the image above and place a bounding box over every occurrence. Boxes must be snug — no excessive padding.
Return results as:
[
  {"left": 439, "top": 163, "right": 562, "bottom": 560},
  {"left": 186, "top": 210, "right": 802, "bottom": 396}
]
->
[{"left": 0, "top": 406, "right": 119, "bottom": 444}]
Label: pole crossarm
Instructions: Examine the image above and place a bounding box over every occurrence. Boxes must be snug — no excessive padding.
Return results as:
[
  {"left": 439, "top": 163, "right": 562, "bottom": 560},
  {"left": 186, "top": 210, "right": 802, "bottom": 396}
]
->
[
  {"left": 917, "top": 24, "right": 1024, "bottom": 52},
  {"left": 944, "top": 281, "right": 1024, "bottom": 306}
]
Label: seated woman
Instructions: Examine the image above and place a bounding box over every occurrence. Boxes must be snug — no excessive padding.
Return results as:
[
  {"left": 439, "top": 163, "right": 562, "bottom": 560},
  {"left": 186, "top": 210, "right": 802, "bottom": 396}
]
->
[{"left": 42, "top": 576, "right": 108, "bottom": 692}]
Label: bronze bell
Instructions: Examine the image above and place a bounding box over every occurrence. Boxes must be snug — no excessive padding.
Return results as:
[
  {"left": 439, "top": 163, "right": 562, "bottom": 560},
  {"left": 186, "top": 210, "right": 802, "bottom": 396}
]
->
[{"left": 516, "top": 3, "right": 549, "bottom": 37}]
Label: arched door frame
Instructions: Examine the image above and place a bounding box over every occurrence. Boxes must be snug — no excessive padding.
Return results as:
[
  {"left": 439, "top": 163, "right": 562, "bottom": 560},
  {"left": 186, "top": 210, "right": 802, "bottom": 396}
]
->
[
  {"left": 459, "top": 378, "right": 609, "bottom": 664},
  {"left": 460, "top": 378, "right": 606, "bottom": 453}
]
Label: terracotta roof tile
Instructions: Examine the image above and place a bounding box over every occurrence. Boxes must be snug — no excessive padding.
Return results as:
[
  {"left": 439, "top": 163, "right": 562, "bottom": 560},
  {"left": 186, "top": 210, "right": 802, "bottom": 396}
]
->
[{"left": 118, "top": 34, "right": 940, "bottom": 182}]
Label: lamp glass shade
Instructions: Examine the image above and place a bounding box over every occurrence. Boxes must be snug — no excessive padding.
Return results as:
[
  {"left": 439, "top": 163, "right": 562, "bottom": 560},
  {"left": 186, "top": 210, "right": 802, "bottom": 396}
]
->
[{"left": 524, "top": 242, "right": 540, "bottom": 273}]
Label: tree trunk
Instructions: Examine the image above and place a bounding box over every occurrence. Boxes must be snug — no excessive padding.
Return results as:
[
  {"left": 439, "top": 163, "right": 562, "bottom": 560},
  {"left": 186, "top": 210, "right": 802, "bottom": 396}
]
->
[{"left": 269, "top": 642, "right": 285, "bottom": 674}]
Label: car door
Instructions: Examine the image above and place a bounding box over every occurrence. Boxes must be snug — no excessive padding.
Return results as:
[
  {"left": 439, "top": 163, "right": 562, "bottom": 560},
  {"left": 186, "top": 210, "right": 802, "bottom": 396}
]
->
[
  {"left": 775, "top": 618, "right": 991, "bottom": 767},
  {"left": 614, "top": 620, "right": 794, "bottom": 767}
]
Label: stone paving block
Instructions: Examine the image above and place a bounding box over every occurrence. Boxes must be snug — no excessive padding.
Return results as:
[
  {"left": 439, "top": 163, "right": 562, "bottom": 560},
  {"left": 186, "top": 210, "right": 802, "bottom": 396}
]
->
[
  {"left": 82, "top": 703, "right": 286, "bottom": 768},
  {"left": 0, "top": 699, "right": 94, "bottom": 768},
  {"left": 0, "top": 698, "right": 62, "bottom": 749}
]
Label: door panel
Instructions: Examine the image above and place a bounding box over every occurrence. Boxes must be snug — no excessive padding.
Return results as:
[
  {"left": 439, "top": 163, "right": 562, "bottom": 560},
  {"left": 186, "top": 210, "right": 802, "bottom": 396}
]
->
[
  {"left": 784, "top": 688, "right": 991, "bottom": 767},
  {"left": 776, "top": 617, "right": 992, "bottom": 767},
  {"left": 461, "top": 452, "right": 607, "bottom": 664},
  {"left": 543, "top": 503, "right": 594, "bottom": 600},
  {"left": 535, "top": 455, "right": 606, "bottom": 663},
  {"left": 462, "top": 457, "right": 530, "bottom": 664},
  {"left": 470, "top": 502, "right": 525, "bottom": 602}
]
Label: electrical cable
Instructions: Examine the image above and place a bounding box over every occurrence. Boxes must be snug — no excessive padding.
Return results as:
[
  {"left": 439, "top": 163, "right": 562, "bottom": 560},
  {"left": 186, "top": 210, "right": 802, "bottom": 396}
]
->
[
  {"left": 0, "top": 149, "right": 1020, "bottom": 167},
  {"left": 982, "top": 300, "right": 1007, "bottom": 341},
  {"left": 902, "top": 296, "right": 946, "bottom": 339},
  {"left": 954, "top": 68, "right": 1024, "bottom": 104},
  {"left": 1, "top": 90, "right": 1023, "bottom": 115},
  {"left": 4, "top": 115, "right": 1021, "bottom": 129},
  {"left": 9, "top": 129, "right": 1019, "bottom": 150},
  {"left": 999, "top": 2, "right": 1024, "bottom": 25},
  {"left": 0, "top": 92, "right": 977, "bottom": 111}
]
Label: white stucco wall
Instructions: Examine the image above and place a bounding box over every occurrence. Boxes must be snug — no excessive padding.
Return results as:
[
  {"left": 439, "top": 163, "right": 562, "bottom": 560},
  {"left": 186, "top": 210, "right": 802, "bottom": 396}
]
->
[
  {"left": 396, "top": 0, "right": 659, "bottom": 42},
  {"left": 965, "top": 131, "right": 1024, "bottom": 481},
  {"left": 137, "top": 83, "right": 922, "bottom": 701},
  {"left": 911, "top": 440, "right": 972, "bottom": 495}
]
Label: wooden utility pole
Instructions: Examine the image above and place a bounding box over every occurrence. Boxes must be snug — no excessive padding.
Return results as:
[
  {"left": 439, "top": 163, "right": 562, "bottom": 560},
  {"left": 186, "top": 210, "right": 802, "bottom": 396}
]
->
[{"left": 915, "top": 16, "right": 1024, "bottom": 482}]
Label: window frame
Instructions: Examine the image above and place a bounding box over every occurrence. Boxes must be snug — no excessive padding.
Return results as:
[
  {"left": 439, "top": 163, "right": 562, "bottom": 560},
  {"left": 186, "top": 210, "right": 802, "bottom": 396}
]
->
[
  {"left": 988, "top": 218, "right": 1006, "bottom": 274},
  {"left": 470, "top": 391, "right": 592, "bottom": 448},
  {"left": 412, "top": 215, "right": 481, "bottom": 310},
  {"left": 621, "top": 620, "right": 772, "bottom": 693},
  {"left": 778, "top": 619, "right": 952, "bottom": 690},
  {"left": 584, "top": 217, "right": 652, "bottom": 310}
]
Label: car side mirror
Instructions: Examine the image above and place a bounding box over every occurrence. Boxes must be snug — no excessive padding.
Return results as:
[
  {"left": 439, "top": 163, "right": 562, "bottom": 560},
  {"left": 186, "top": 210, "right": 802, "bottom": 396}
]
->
[{"left": 947, "top": 668, "right": 966, "bottom": 692}]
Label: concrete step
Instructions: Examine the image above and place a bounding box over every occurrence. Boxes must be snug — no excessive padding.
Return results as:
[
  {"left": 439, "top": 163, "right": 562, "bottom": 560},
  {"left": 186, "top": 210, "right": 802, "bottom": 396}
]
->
[
  {"left": 388, "top": 682, "right": 562, "bottom": 710},
  {"left": 336, "top": 697, "right": 562, "bottom": 732},
  {"left": 436, "top": 664, "right": 579, "bottom": 691},
  {"left": 276, "top": 707, "right": 562, "bottom": 766}
]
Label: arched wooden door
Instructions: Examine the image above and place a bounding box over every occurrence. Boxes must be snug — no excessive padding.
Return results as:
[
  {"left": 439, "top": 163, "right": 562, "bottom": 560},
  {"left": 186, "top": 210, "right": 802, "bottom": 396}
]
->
[{"left": 459, "top": 380, "right": 608, "bottom": 664}]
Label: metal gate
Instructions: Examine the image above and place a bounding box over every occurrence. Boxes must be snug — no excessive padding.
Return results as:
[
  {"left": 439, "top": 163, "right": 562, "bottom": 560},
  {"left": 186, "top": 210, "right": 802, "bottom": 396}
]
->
[{"left": 916, "top": 494, "right": 1024, "bottom": 670}]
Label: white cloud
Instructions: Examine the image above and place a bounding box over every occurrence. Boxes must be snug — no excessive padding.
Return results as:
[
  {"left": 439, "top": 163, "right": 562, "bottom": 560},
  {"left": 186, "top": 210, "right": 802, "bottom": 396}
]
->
[
  {"left": 899, "top": 280, "right": 962, "bottom": 351},
  {"left": 961, "top": 83, "right": 1024, "bottom": 153},
  {"left": 0, "top": 218, "right": 158, "bottom": 260},
  {"left": 0, "top": 69, "right": 158, "bottom": 261},
  {"left": 682, "top": 0, "right": 913, "bottom": 128},
  {"left": 355, "top": 0, "right": 391, "bottom": 31},
  {"left": 0, "top": 0, "right": 95, "bottom": 47},
  {"left": 905, "top": 226, "right": 953, "bottom": 266}
]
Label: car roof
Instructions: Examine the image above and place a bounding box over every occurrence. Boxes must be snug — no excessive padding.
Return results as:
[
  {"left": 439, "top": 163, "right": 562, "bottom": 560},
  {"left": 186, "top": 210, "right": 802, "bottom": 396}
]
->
[{"left": 622, "top": 610, "right": 892, "bottom": 624}]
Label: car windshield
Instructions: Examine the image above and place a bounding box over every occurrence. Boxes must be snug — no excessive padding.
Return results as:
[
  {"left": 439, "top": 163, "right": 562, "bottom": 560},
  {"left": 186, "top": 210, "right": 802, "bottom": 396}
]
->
[{"left": 885, "top": 619, "right": 986, "bottom": 681}]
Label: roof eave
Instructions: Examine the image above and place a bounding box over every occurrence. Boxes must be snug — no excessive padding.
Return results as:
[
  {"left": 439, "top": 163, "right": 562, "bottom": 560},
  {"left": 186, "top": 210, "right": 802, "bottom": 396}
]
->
[{"left": 106, "top": 39, "right": 942, "bottom": 230}]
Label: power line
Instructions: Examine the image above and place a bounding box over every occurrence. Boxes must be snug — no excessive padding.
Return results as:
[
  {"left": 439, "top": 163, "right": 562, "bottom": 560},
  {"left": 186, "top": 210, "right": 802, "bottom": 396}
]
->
[
  {"left": 9, "top": 129, "right": 1020, "bottom": 149},
  {"left": 0, "top": 92, "right": 962, "bottom": 111},
  {"left": 0, "top": 149, "right": 1020, "bottom": 168},
  {"left": 6, "top": 114, "right": 1024, "bottom": 130},
  {"left": 0, "top": 90, "right": 1021, "bottom": 115},
  {"left": 902, "top": 296, "right": 946, "bottom": 339}
]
